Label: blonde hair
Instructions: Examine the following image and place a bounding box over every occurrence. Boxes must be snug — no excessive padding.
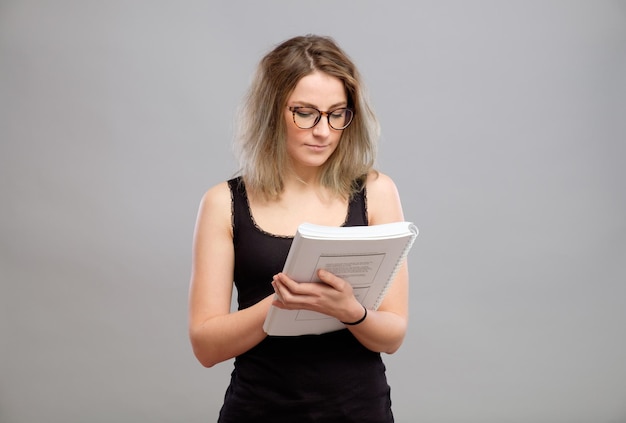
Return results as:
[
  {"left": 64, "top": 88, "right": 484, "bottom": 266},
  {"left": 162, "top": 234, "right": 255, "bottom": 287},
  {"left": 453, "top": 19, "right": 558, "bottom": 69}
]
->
[{"left": 235, "top": 35, "right": 379, "bottom": 200}]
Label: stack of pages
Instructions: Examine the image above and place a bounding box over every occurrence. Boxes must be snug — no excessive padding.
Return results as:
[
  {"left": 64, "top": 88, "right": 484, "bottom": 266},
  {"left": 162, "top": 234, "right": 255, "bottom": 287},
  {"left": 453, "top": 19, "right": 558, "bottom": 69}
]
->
[{"left": 263, "top": 221, "right": 418, "bottom": 336}]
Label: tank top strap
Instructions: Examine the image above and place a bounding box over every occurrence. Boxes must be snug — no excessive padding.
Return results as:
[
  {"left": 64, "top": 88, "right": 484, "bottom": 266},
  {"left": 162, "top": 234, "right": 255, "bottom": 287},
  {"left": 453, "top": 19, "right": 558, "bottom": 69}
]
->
[
  {"left": 227, "top": 176, "right": 255, "bottom": 245},
  {"left": 345, "top": 180, "right": 368, "bottom": 227}
]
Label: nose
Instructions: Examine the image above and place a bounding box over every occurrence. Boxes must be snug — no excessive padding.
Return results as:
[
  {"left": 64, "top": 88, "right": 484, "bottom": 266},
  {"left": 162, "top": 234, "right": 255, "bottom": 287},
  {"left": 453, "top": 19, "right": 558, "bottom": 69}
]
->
[{"left": 312, "top": 113, "right": 331, "bottom": 137}]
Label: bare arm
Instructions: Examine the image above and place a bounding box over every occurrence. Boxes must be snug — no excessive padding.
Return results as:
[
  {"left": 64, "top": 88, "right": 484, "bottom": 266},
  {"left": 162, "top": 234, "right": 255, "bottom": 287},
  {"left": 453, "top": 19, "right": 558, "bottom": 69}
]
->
[
  {"left": 188, "top": 182, "right": 271, "bottom": 367},
  {"left": 346, "top": 172, "right": 409, "bottom": 353},
  {"left": 271, "top": 172, "right": 410, "bottom": 354}
]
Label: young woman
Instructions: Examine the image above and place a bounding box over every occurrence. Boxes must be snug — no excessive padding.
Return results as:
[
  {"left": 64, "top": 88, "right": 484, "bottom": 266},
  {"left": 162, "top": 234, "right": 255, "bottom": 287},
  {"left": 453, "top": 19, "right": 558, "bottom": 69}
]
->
[{"left": 189, "top": 34, "right": 409, "bottom": 422}]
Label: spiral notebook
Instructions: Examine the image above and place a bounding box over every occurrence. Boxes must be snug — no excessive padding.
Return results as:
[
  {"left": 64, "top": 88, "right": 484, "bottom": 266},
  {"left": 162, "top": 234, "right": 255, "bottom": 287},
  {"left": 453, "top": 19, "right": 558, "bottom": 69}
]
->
[{"left": 263, "top": 221, "right": 418, "bottom": 336}]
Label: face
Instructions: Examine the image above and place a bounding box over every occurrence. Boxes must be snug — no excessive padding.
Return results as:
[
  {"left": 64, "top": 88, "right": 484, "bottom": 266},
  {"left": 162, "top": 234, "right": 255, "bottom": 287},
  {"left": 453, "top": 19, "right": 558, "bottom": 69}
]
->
[{"left": 284, "top": 71, "right": 347, "bottom": 175}]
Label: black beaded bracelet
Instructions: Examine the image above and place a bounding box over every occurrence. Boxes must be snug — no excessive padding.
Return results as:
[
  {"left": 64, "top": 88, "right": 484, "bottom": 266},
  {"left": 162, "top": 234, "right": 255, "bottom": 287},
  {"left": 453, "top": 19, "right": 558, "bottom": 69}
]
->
[{"left": 341, "top": 305, "right": 368, "bottom": 326}]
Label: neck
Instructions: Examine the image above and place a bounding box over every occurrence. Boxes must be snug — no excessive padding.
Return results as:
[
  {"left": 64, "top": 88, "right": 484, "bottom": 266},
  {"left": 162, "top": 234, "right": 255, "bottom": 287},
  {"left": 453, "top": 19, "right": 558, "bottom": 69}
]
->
[
  {"left": 284, "top": 163, "right": 322, "bottom": 187},
  {"left": 284, "top": 174, "right": 319, "bottom": 192},
  {"left": 282, "top": 168, "right": 339, "bottom": 203}
]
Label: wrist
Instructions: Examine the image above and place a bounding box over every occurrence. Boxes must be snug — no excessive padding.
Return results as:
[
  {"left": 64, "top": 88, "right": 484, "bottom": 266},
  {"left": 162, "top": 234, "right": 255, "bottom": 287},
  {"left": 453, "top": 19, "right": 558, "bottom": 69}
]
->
[{"left": 341, "top": 304, "right": 368, "bottom": 326}]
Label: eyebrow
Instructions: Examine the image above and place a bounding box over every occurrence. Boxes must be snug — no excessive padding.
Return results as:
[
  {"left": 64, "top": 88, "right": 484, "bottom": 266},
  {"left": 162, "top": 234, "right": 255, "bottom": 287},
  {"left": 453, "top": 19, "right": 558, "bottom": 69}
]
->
[{"left": 291, "top": 101, "right": 348, "bottom": 110}]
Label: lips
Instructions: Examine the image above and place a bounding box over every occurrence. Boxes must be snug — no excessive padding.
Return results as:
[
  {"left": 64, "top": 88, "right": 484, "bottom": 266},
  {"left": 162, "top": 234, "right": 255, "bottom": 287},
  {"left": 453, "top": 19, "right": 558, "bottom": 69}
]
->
[{"left": 305, "top": 144, "right": 329, "bottom": 151}]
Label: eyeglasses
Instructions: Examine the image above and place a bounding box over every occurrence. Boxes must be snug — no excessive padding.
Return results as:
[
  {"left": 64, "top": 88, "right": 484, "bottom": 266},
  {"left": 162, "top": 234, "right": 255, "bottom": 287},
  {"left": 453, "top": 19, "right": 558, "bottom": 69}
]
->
[{"left": 288, "top": 106, "right": 354, "bottom": 130}]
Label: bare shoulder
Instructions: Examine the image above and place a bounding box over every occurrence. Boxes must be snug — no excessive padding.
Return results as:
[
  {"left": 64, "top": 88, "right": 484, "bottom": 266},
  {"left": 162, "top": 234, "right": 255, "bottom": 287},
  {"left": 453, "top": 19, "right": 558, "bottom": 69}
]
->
[
  {"left": 365, "top": 171, "right": 398, "bottom": 194},
  {"left": 196, "top": 181, "right": 232, "bottom": 233},
  {"left": 364, "top": 171, "right": 405, "bottom": 225},
  {"left": 201, "top": 181, "right": 231, "bottom": 208}
]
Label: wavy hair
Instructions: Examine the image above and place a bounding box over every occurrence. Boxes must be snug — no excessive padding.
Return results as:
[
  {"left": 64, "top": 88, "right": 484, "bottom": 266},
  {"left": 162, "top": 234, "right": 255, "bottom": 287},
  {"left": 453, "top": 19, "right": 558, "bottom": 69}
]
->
[{"left": 235, "top": 35, "right": 379, "bottom": 200}]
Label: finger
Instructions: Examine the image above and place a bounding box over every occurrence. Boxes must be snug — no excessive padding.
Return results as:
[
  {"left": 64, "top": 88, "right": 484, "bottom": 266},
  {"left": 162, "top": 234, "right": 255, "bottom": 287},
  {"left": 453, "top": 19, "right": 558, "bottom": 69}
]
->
[
  {"left": 273, "top": 275, "right": 305, "bottom": 305},
  {"left": 273, "top": 275, "right": 322, "bottom": 310},
  {"left": 271, "top": 280, "right": 284, "bottom": 303},
  {"left": 271, "top": 298, "right": 287, "bottom": 309},
  {"left": 276, "top": 273, "right": 316, "bottom": 295},
  {"left": 317, "top": 269, "right": 343, "bottom": 289}
]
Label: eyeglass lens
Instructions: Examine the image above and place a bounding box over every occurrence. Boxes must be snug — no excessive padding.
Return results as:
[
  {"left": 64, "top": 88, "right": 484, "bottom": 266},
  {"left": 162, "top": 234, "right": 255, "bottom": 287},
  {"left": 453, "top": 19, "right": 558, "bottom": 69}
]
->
[{"left": 291, "top": 107, "right": 353, "bottom": 130}]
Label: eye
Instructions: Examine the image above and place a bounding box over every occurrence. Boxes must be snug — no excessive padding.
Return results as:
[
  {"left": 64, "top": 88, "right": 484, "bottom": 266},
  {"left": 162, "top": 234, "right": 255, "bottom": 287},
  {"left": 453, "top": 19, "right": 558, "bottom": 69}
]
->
[
  {"left": 296, "top": 111, "right": 313, "bottom": 118},
  {"left": 330, "top": 109, "right": 347, "bottom": 119},
  {"left": 294, "top": 107, "right": 317, "bottom": 118}
]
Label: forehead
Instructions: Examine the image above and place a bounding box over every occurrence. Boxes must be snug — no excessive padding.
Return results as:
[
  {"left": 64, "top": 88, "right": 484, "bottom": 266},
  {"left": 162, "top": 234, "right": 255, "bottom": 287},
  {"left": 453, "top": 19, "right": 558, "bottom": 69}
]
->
[{"left": 287, "top": 71, "right": 347, "bottom": 107}]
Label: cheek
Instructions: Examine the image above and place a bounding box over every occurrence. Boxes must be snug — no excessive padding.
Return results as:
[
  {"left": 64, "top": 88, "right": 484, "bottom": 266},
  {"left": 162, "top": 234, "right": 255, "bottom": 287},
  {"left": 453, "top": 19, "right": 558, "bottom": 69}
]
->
[
  {"left": 331, "top": 131, "right": 344, "bottom": 146},
  {"left": 284, "top": 115, "right": 300, "bottom": 141},
  {"left": 284, "top": 126, "right": 301, "bottom": 147}
]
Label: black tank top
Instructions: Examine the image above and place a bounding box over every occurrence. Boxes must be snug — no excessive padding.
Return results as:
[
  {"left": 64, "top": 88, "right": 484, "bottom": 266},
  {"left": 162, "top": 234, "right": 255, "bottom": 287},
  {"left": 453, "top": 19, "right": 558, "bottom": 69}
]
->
[{"left": 218, "top": 177, "right": 394, "bottom": 423}]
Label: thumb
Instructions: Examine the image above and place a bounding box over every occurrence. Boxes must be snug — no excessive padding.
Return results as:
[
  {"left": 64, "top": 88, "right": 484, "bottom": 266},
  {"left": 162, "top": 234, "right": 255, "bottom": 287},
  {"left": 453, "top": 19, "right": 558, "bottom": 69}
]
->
[{"left": 317, "top": 268, "right": 339, "bottom": 286}]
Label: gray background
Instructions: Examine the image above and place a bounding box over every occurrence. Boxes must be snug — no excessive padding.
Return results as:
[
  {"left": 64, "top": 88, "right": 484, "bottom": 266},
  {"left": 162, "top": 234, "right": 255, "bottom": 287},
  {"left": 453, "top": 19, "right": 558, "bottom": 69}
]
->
[{"left": 1, "top": 1, "right": 625, "bottom": 422}]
